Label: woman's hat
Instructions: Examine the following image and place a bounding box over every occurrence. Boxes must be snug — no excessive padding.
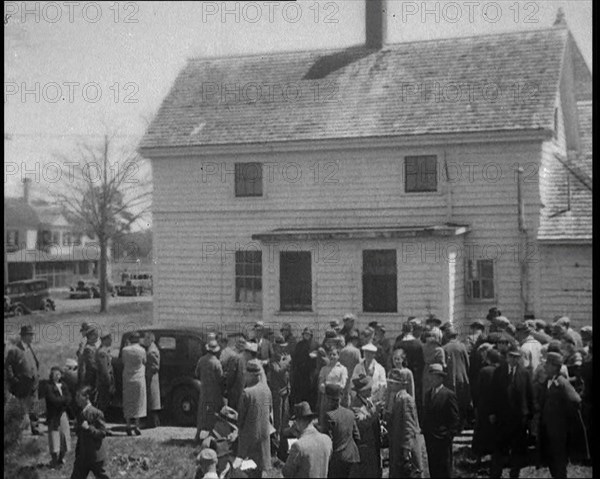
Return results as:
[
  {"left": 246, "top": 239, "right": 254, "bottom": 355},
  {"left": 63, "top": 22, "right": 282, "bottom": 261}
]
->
[{"left": 291, "top": 401, "right": 318, "bottom": 420}]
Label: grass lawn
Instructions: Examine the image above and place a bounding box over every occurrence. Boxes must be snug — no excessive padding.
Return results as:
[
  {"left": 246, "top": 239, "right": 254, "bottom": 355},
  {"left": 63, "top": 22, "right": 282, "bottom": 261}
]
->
[{"left": 4, "top": 300, "right": 592, "bottom": 478}]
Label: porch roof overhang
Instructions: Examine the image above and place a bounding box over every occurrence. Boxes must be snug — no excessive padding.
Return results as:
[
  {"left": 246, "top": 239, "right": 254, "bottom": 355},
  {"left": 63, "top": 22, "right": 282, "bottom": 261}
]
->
[{"left": 252, "top": 224, "right": 470, "bottom": 242}]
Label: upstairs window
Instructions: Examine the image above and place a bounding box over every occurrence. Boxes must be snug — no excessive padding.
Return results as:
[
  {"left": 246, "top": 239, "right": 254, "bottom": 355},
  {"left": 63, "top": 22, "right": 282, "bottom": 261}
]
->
[
  {"left": 280, "top": 251, "right": 312, "bottom": 312},
  {"left": 363, "top": 249, "right": 397, "bottom": 312},
  {"left": 235, "top": 162, "right": 263, "bottom": 197},
  {"left": 405, "top": 155, "right": 437, "bottom": 192},
  {"left": 6, "top": 230, "right": 19, "bottom": 251},
  {"left": 235, "top": 250, "right": 262, "bottom": 305},
  {"left": 467, "top": 259, "right": 495, "bottom": 300}
]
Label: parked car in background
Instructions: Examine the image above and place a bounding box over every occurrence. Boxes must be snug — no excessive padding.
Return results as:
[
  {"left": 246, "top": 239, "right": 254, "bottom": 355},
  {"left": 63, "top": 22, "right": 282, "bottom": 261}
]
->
[
  {"left": 111, "top": 327, "right": 207, "bottom": 426},
  {"left": 114, "top": 281, "right": 142, "bottom": 297},
  {"left": 118, "top": 271, "right": 153, "bottom": 295},
  {"left": 4, "top": 279, "right": 56, "bottom": 315},
  {"left": 69, "top": 280, "right": 115, "bottom": 299}
]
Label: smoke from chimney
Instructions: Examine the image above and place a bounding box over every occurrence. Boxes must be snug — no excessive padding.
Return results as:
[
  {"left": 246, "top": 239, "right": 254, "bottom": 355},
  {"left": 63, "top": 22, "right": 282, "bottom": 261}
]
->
[{"left": 365, "top": 0, "right": 386, "bottom": 49}]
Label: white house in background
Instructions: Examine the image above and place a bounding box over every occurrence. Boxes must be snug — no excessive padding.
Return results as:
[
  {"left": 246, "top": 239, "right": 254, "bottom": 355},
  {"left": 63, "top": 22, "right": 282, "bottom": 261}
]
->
[{"left": 139, "top": 3, "right": 592, "bottom": 338}]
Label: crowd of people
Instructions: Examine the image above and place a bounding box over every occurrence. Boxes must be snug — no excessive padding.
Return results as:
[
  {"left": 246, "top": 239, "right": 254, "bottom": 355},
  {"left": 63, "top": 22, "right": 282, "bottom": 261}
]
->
[{"left": 3, "top": 309, "right": 593, "bottom": 479}]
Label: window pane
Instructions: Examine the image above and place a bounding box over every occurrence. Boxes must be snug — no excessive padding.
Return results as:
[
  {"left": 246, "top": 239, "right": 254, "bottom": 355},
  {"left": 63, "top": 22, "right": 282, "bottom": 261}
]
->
[
  {"left": 472, "top": 281, "right": 481, "bottom": 299},
  {"left": 405, "top": 155, "right": 437, "bottom": 192},
  {"left": 479, "top": 260, "right": 494, "bottom": 279},
  {"left": 481, "top": 280, "right": 495, "bottom": 299},
  {"left": 235, "top": 163, "right": 263, "bottom": 197},
  {"left": 363, "top": 250, "right": 397, "bottom": 312},
  {"left": 280, "top": 251, "right": 312, "bottom": 311},
  {"left": 235, "top": 251, "right": 262, "bottom": 304},
  {"left": 158, "top": 336, "right": 176, "bottom": 350}
]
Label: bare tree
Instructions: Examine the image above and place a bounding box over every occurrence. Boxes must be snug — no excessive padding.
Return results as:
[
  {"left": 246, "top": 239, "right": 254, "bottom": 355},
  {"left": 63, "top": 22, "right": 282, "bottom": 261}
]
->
[{"left": 53, "top": 132, "right": 152, "bottom": 312}]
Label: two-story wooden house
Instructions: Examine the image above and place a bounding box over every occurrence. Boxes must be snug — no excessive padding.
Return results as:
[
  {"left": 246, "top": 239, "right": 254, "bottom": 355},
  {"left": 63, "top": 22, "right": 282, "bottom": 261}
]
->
[{"left": 139, "top": 5, "right": 592, "bottom": 337}]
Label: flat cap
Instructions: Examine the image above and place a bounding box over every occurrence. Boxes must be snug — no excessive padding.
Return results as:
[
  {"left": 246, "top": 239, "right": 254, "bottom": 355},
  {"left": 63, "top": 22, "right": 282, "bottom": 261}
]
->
[
  {"left": 361, "top": 343, "right": 378, "bottom": 352},
  {"left": 425, "top": 316, "right": 442, "bottom": 326},
  {"left": 197, "top": 448, "right": 218, "bottom": 464},
  {"left": 470, "top": 320, "right": 485, "bottom": 330},
  {"left": 428, "top": 363, "right": 446, "bottom": 376},
  {"left": 546, "top": 352, "right": 564, "bottom": 367}
]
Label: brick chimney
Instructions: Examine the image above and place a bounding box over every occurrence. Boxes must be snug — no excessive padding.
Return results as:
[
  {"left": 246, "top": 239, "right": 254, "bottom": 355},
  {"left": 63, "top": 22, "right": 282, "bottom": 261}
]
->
[
  {"left": 23, "top": 178, "right": 31, "bottom": 204},
  {"left": 365, "top": 0, "right": 386, "bottom": 49}
]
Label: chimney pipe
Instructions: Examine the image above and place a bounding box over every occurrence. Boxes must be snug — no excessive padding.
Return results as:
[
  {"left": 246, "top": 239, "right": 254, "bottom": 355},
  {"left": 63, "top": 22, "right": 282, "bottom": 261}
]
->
[
  {"left": 23, "top": 178, "right": 31, "bottom": 204},
  {"left": 365, "top": 0, "right": 386, "bottom": 49}
]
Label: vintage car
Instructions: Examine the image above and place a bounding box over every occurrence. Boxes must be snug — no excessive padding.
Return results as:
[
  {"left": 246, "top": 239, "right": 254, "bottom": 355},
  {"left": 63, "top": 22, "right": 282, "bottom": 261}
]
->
[
  {"left": 112, "top": 327, "right": 208, "bottom": 426},
  {"left": 69, "top": 280, "right": 115, "bottom": 299},
  {"left": 4, "top": 279, "right": 56, "bottom": 315},
  {"left": 115, "top": 272, "right": 153, "bottom": 296},
  {"left": 114, "top": 280, "right": 143, "bottom": 297}
]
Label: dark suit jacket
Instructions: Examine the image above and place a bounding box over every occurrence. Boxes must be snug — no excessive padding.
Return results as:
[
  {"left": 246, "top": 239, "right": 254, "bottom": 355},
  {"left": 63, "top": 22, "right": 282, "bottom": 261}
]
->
[
  {"left": 4, "top": 341, "right": 39, "bottom": 397},
  {"left": 75, "top": 404, "right": 107, "bottom": 463},
  {"left": 489, "top": 363, "right": 534, "bottom": 427},
  {"left": 45, "top": 381, "right": 72, "bottom": 429},
  {"left": 282, "top": 424, "right": 333, "bottom": 478},
  {"left": 394, "top": 337, "right": 425, "bottom": 383},
  {"left": 422, "top": 385, "right": 460, "bottom": 440},
  {"left": 325, "top": 406, "right": 361, "bottom": 463}
]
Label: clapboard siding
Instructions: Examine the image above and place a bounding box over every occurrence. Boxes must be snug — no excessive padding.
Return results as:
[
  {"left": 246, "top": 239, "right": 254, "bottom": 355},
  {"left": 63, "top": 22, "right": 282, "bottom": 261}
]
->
[{"left": 537, "top": 245, "right": 592, "bottom": 328}]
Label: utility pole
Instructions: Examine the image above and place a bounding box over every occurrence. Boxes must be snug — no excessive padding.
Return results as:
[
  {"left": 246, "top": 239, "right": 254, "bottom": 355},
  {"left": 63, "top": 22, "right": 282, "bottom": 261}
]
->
[{"left": 4, "top": 132, "right": 12, "bottom": 284}]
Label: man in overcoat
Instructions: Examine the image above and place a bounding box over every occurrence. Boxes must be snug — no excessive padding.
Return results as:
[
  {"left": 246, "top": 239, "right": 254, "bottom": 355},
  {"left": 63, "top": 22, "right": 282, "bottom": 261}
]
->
[
  {"left": 237, "top": 359, "right": 273, "bottom": 478},
  {"left": 253, "top": 321, "right": 273, "bottom": 368},
  {"left": 323, "top": 383, "right": 360, "bottom": 478},
  {"left": 143, "top": 332, "right": 161, "bottom": 428},
  {"left": 489, "top": 348, "right": 534, "bottom": 479},
  {"left": 442, "top": 326, "right": 471, "bottom": 431},
  {"left": 268, "top": 334, "right": 292, "bottom": 454},
  {"left": 78, "top": 327, "right": 99, "bottom": 390},
  {"left": 291, "top": 327, "right": 319, "bottom": 409},
  {"left": 394, "top": 318, "right": 426, "bottom": 419},
  {"left": 282, "top": 402, "right": 332, "bottom": 478},
  {"left": 538, "top": 352, "right": 589, "bottom": 478},
  {"left": 94, "top": 333, "right": 115, "bottom": 415},
  {"left": 195, "top": 339, "right": 224, "bottom": 440},
  {"left": 422, "top": 363, "right": 460, "bottom": 478},
  {"left": 4, "top": 325, "right": 41, "bottom": 434},
  {"left": 224, "top": 336, "right": 247, "bottom": 412}
]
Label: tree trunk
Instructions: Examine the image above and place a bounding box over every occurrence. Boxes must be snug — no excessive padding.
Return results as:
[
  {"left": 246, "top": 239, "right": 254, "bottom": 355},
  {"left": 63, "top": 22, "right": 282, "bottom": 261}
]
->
[{"left": 99, "top": 237, "right": 108, "bottom": 313}]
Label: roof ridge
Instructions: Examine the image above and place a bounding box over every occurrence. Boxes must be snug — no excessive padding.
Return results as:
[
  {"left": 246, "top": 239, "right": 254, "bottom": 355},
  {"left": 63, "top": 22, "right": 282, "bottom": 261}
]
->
[{"left": 185, "top": 25, "right": 568, "bottom": 63}]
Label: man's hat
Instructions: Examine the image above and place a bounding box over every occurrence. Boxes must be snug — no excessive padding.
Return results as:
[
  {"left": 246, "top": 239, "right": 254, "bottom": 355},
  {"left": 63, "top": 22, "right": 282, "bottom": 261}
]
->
[
  {"left": 508, "top": 348, "right": 522, "bottom": 358},
  {"left": 20, "top": 325, "right": 34, "bottom": 336},
  {"left": 128, "top": 331, "right": 141, "bottom": 342},
  {"left": 408, "top": 317, "right": 423, "bottom": 328},
  {"left": 325, "top": 330, "right": 338, "bottom": 339},
  {"left": 352, "top": 374, "right": 373, "bottom": 392},
  {"left": 343, "top": 313, "right": 357, "bottom": 322},
  {"left": 428, "top": 363, "right": 446, "bottom": 376},
  {"left": 534, "top": 319, "right": 547, "bottom": 330},
  {"left": 291, "top": 401, "right": 318, "bottom": 420},
  {"left": 244, "top": 341, "right": 258, "bottom": 353},
  {"left": 80, "top": 322, "right": 90, "bottom": 333},
  {"left": 246, "top": 359, "right": 262, "bottom": 374},
  {"left": 361, "top": 343, "right": 377, "bottom": 353},
  {"left": 273, "top": 334, "right": 288, "bottom": 347},
  {"left": 546, "top": 352, "right": 564, "bottom": 367},
  {"left": 580, "top": 326, "right": 592, "bottom": 340},
  {"left": 254, "top": 321, "right": 265, "bottom": 330},
  {"left": 368, "top": 321, "right": 379, "bottom": 329},
  {"left": 425, "top": 315, "right": 442, "bottom": 327},
  {"left": 280, "top": 323, "right": 292, "bottom": 332},
  {"left": 440, "top": 321, "right": 452, "bottom": 331},
  {"left": 100, "top": 332, "right": 111, "bottom": 340},
  {"left": 494, "top": 316, "right": 510, "bottom": 326},
  {"left": 554, "top": 316, "right": 571, "bottom": 328},
  {"left": 325, "top": 383, "right": 343, "bottom": 398},
  {"left": 206, "top": 339, "right": 220, "bottom": 353},
  {"left": 196, "top": 448, "right": 218, "bottom": 465},
  {"left": 516, "top": 321, "right": 534, "bottom": 333},
  {"left": 486, "top": 307, "right": 501, "bottom": 321},
  {"left": 470, "top": 320, "right": 485, "bottom": 330},
  {"left": 329, "top": 319, "right": 340, "bottom": 328}
]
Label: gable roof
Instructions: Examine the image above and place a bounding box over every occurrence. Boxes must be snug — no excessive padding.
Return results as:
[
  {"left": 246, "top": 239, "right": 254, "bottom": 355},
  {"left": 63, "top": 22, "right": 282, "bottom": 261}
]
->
[
  {"left": 538, "top": 100, "right": 592, "bottom": 243},
  {"left": 140, "top": 26, "right": 574, "bottom": 151},
  {"left": 4, "top": 197, "right": 40, "bottom": 228}
]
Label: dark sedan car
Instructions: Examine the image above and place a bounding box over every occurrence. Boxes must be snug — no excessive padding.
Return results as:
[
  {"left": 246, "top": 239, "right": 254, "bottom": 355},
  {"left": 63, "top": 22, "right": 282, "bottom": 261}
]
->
[
  {"left": 69, "top": 280, "right": 115, "bottom": 299},
  {"left": 111, "top": 327, "right": 208, "bottom": 426},
  {"left": 4, "top": 279, "right": 55, "bottom": 316}
]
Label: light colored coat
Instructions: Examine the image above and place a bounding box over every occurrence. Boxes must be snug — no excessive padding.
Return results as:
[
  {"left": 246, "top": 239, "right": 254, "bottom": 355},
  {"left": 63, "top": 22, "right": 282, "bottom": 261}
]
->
[
  {"left": 145, "top": 342, "right": 161, "bottom": 411},
  {"left": 237, "top": 380, "right": 273, "bottom": 471},
  {"left": 351, "top": 358, "right": 387, "bottom": 404},
  {"left": 520, "top": 336, "right": 543, "bottom": 372},
  {"left": 121, "top": 343, "right": 147, "bottom": 419},
  {"left": 282, "top": 423, "right": 332, "bottom": 478}
]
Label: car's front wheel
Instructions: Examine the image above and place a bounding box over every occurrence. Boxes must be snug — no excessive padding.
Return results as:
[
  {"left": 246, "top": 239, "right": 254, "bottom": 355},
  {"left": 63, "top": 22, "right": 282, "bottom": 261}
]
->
[{"left": 170, "top": 385, "right": 198, "bottom": 427}]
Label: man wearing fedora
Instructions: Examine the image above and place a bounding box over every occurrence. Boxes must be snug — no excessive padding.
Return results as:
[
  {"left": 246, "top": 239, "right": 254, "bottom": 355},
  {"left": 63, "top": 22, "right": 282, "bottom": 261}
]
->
[
  {"left": 252, "top": 321, "right": 273, "bottom": 368},
  {"left": 291, "top": 327, "right": 319, "bottom": 409},
  {"left": 538, "top": 352, "right": 588, "bottom": 478},
  {"left": 224, "top": 336, "right": 247, "bottom": 413},
  {"left": 422, "top": 363, "right": 460, "bottom": 478},
  {"left": 282, "top": 402, "right": 332, "bottom": 478},
  {"left": 322, "top": 383, "right": 360, "bottom": 478},
  {"left": 280, "top": 323, "right": 297, "bottom": 357},
  {"left": 76, "top": 322, "right": 99, "bottom": 359},
  {"left": 78, "top": 327, "right": 99, "bottom": 390},
  {"left": 268, "top": 333, "right": 292, "bottom": 455},
  {"left": 5, "top": 325, "right": 41, "bottom": 435},
  {"left": 238, "top": 359, "right": 273, "bottom": 478},
  {"left": 489, "top": 347, "right": 534, "bottom": 479},
  {"left": 195, "top": 338, "right": 225, "bottom": 440},
  {"left": 442, "top": 326, "right": 471, "bottom": 431},
  {"left": 350, "top": 343, "right": 387, "bottom": 405},
  {"left": 516, "top": 321, "right": 543, "bottom": 374},
  {"left": 94, "top": 332, "right": 115, "bottom": 415}
]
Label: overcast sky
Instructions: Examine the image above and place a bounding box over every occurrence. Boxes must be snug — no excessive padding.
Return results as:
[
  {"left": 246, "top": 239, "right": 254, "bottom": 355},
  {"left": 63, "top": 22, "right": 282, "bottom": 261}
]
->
[{"left": 4, "top": 0, "right": 593, "bottom": 208}]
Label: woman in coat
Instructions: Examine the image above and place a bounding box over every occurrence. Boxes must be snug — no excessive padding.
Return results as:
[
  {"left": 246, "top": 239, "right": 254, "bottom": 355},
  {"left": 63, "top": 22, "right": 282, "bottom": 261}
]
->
[
  {"left": 121, "top": 331, "right": 147, "bottom": 435},
  {"left": 143, "top": 332, "right": 161, "bottom": 428},
  {"left": 45, "top": 366, "right": 72, "bottom": 467},
  {"left": 421, "top": 328, "right": 446, "bottom": 409}
]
